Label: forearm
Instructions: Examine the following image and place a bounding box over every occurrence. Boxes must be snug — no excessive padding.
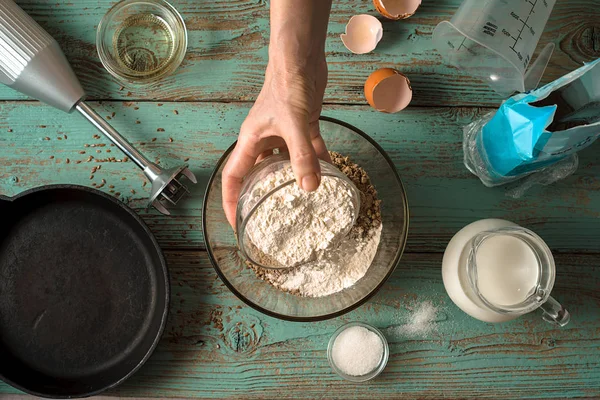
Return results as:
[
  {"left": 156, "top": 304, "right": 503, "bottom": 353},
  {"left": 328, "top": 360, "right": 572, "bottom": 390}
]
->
[{"left": 268, "top": 0, "right": 332, "bottom": 72}]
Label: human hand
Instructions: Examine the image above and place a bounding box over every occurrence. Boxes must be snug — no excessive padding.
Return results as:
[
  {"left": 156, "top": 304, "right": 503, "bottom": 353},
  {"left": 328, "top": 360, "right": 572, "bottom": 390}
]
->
[
  {"left": 221, "top": 0, "right": 333, "bottom": 229},
  {"left": 221, "top": 60, "right": 331, "bottom": 228}
]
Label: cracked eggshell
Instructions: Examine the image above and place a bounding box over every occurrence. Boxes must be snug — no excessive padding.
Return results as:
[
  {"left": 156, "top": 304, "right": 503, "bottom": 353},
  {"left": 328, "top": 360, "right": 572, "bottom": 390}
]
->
[
  {"left": 373, "top": 0, "right": 421, "bottom": 20},
  {"left": 340, "top": 14, "right": 383, "bottom": 54},
  {"left": 364, "top": 68, "right": 412, "bottom": 113}
]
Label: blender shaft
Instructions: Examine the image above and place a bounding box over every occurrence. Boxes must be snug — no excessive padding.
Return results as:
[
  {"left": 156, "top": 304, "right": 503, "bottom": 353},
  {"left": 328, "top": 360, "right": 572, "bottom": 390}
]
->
[{"left": 76, "top": 101, "right": 152, "bottom": 170}]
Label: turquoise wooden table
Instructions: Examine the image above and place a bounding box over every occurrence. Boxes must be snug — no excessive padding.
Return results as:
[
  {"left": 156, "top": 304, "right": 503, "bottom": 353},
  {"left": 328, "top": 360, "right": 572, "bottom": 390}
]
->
[{"left": 1, "top": 0, "right": 600, "bottom": 398}]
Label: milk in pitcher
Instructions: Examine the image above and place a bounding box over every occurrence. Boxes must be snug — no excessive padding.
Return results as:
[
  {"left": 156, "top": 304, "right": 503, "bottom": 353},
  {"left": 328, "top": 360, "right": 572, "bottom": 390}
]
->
[{"left": 442, "top": 219, "right": 570, "bottom": 326}]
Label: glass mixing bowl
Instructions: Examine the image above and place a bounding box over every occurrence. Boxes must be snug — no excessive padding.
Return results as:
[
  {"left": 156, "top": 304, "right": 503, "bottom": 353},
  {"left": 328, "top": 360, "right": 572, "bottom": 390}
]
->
[
  {"left": 236, "top": 153, "right": 361, "bottom": 270},
  {"left": 203, "top": 117, "right": 409, "bottom": 321}
]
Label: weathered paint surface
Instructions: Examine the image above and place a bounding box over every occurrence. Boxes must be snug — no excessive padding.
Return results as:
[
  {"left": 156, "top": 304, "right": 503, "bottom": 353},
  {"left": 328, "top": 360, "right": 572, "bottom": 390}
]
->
[
  {"left": 2, "top": 102, "right": 600, "bottom": 253},
  {"left": 2, "top": 252, "right": 598, "bottom": 399},
  {"left": 0, "top": 0, "right": 599, "bottom": 106},
  {"left": 0, "top": 0, "right": 600, "bottom": 398}
]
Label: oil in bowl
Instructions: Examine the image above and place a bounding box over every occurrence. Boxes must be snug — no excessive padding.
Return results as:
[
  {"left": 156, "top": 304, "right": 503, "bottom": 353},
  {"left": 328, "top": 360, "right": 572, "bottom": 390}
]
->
[
  {"left": 97, "top": 0, "right": 187, "bottom": 84},
  {"left": 115, "top": 13, "right": 174, "bottom": 76}
]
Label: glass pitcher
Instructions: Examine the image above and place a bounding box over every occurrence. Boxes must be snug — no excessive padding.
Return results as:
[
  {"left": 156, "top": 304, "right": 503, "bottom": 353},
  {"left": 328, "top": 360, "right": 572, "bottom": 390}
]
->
[{"left": 443, "top": 219, "right": 570, "bottom": 326}]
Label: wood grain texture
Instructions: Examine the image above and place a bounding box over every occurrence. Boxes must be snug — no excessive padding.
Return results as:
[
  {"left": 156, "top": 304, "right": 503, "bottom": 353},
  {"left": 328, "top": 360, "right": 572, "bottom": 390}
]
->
[
  {"left": 0, "top": 0, "right": 599, "bottom": 106},
  {"left": 2, "top": 101, "right": 600, "bottom": 253},
  {"left": 1, "top": 1, "right": 599, "bottom": 398},
  {"left": 1, "top": 251, "right": 597, "bottom": 399}
]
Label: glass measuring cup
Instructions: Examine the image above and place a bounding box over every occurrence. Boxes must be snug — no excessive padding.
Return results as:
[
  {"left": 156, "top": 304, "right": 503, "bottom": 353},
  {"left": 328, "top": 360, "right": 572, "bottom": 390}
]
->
[
  {"left": 433, "top": 0, "right": 556, "bottom": 97},
  {"left": 466, "top": 226, "right": 570, "bottom": 326}
]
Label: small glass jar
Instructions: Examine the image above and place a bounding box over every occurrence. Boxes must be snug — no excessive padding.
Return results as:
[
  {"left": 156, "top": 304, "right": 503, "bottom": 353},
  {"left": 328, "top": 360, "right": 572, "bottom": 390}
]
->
[
  {"left": 96, "top": 0, "right": 187, "bottom": 84},
  {"left": 236, "top": 153, "right": 361, "bottom": 270},
  {"left": 327, "top": 322, "right": 389, "bottom": 382}
]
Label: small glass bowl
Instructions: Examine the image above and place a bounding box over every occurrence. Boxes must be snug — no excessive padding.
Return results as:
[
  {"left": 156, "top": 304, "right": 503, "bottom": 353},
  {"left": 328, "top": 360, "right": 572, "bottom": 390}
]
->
[
  {"left": 236, "top": 153, "right": 361, "bottom": 270},
  {"left": 327, "top": 322, "right": 389, "bottom": 382},
  {"left": 96, "top": 0, "right": 187, "bottom": 84}
]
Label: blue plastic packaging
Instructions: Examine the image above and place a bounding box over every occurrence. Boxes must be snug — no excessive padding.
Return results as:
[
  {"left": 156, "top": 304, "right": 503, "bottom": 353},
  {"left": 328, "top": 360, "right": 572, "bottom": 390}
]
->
[{"left": 464, "top": 57, "right": 600, "bottom": 190}]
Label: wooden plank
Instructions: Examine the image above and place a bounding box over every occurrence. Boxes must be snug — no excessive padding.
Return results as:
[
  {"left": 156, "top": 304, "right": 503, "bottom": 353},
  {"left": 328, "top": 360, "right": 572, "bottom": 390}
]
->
[
  {"left": 1, "top": 251, "right": 597, "bottom": 399},
  {"left": 2, "top": 101, "right": 600, "bottom": 253},
  {"left": 1, "top": 0, "right": 599, "bottom": 106}
]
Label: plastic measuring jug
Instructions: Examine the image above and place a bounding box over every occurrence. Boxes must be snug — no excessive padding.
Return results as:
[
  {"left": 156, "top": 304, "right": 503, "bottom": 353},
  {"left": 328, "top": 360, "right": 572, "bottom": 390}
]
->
[
  {"left": 433, "top": 0, "right": 556, "bottom": 97},
  {"left": 442, "top": 219, "right": 570, "bottom": 326}
]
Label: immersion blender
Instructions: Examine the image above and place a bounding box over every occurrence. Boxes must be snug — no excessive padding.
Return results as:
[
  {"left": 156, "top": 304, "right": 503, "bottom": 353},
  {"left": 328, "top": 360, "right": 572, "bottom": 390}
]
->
[{"left": 0, "top": 0, "right": 196, "bottom": 215}]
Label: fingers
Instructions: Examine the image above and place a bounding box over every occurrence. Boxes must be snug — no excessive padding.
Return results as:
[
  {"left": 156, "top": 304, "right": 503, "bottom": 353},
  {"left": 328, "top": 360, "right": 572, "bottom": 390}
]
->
[
  {"left": 257, "top": 137, "right": 287, "bottom": 162},
  {"left": 223, "top": 118, "right": 330, "bottom": 228},
  {"left": 308, "top": 61, "right": 331, "bottom": 164},
  {"left": 309, "top": 120, "right": 331, "bottom": 163},
  {"left": 276, "top": 144, "right": 289, "bottom": 154},
  {"left": 257, "top": 149, "right": 274, "bottom": 162},
  {"left": 222, "top": 135, "right": 259, "bottom": 228},
  {"left": 285, "top": 122, "right": 321, "bottom": 192},
  {"left": 222, "top": 105, "right": 331, "bottom": 229}
]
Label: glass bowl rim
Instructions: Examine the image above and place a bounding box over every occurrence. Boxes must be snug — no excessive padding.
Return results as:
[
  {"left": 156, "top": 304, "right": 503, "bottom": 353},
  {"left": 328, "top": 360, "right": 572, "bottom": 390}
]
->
[
  {"left": 96, "top": 0, "right": 188, "bottom": 84},
  {"left": 327, "top": 321, "right": 390, "bottom": 382},
  {"left": 202, "top": 115, "right": 410, "bottom": 322},
  {"left": 235, "top": 153, "right": 362, "bottom": 270}
]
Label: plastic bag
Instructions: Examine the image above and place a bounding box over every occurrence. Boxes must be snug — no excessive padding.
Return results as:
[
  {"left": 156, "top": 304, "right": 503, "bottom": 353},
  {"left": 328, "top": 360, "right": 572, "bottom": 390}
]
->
[{"left": 464, "top": 58, "right": 600, "bottom": 196}]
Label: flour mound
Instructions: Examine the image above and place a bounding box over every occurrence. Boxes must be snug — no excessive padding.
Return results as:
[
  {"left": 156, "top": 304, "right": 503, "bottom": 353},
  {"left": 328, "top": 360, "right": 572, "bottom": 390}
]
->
[
  {"left": 266, "top": 225, "right": 382, "bottom": 297},
  {"left": 245, "top": 152, "right": 384, "bottom": 298},
  {"left": 245, "top": 167, "right": 356, "bottom": 267}
]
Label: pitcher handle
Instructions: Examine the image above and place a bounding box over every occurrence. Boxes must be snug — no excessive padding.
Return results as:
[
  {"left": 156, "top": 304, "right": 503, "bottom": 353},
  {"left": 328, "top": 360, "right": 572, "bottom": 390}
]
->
[{"left": 540, "top": 295, "right": 570, "bottom": 327}]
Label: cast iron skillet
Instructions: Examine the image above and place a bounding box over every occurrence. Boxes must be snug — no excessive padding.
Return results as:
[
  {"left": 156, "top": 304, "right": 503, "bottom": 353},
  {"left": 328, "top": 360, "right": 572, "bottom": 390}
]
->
[{"left": 0, "top": 185, "right": 169, "bottom": 398}]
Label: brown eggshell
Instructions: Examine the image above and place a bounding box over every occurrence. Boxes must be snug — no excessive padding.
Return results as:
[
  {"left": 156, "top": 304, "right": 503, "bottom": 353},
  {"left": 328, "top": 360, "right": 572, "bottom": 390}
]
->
[
  {"left": 340, "top": 14, "right": 384, "bottom": 54},
  {"left": 373, "top": 0, "right": 421, "bottom": 20},
  {"left": 364, "top": 68, "right": 413, "bottom": 113}
]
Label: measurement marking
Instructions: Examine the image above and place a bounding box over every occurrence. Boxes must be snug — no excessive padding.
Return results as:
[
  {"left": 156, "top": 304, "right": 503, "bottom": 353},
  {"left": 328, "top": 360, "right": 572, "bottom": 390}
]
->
[
  {"left": 519, "top": 19, "right": 531, "bottom": 28},
  {"left": 508, "top": 0, "right": 539, "bottom": 67},
  {"left": 514, "top": 29, "right": 523, "bottom": 45},
  {"left": 511, "top": 0, "right": 536, "bottom": 51}
]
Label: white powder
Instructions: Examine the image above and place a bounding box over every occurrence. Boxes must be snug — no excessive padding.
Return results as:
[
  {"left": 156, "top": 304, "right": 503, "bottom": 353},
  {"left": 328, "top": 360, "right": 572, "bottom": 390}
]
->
[
  {"left": 245, "top": 156, "right": 383, "bottom": 298},
  {"left": 394, "top": 301, "right": 438, "bottom": 336},
  {"left": 246, "top": 167, "right": 356, "bottom": 267},
  {"left": 266, "top": 225, "right": 382, "bottom": 297},
  {"left": 331, "top": 326, "right": 384, "bottom": 376}
]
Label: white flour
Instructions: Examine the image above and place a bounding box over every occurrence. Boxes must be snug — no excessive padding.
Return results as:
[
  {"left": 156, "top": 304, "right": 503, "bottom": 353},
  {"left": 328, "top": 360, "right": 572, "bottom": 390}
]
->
[
  {"left": 246, "top": 167, "right": 356, "bottom": 267},
  {"left": 265, "top": 225, "right": 382, "bottom": 297},
  {"left": 245, "top": 154, "right": 383, "bottom": 297}
]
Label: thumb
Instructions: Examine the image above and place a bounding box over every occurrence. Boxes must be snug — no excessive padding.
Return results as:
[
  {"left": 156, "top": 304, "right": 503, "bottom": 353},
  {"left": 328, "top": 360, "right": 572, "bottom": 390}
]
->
[{"left": 285, "top": 122, "right": 321, "bottom": 192}]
